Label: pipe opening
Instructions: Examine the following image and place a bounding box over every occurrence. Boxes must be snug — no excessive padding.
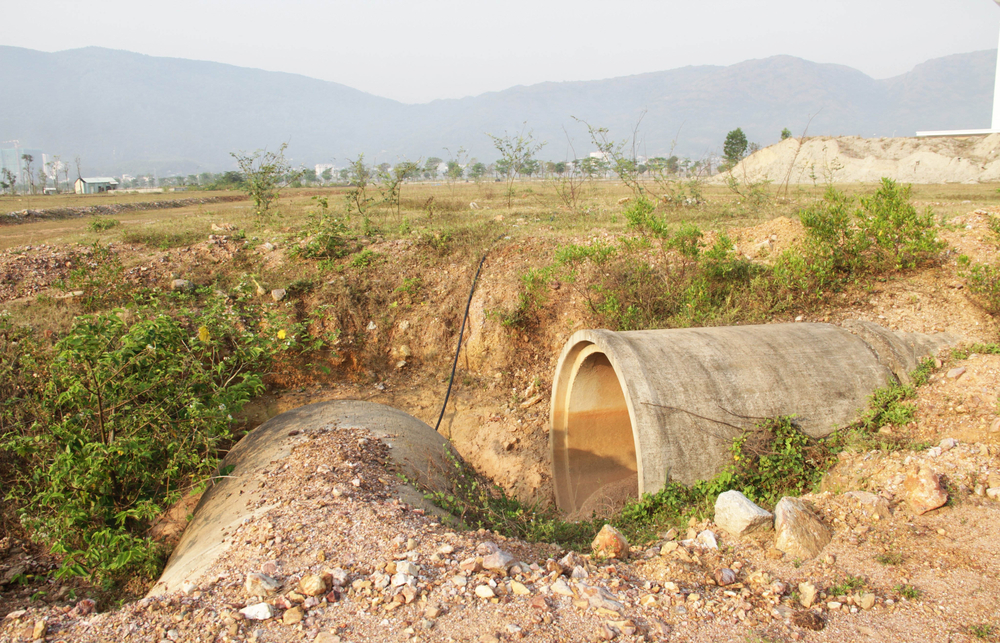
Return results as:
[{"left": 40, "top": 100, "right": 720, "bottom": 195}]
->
[{"left": 554, "top": 345, "right": 637, "bottom": 517}]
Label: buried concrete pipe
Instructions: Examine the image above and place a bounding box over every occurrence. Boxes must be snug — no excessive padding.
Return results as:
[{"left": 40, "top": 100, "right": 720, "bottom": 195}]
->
[
  {"left": 549, "top": 321, "right": 954, "bottom": 517},
  {"left": 151, "top": 400, "right": 455, "bottom": 595}
]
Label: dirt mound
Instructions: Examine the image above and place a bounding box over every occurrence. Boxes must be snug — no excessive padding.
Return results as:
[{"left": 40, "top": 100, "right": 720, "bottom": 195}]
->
[{"left": 722, "top": 134, "right": 1000, "bottom": 185}]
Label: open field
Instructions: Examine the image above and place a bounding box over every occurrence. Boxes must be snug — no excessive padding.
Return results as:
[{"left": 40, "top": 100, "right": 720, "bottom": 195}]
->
[{"left": 2, "top": 176, "right": 1000, "bottom": 642}]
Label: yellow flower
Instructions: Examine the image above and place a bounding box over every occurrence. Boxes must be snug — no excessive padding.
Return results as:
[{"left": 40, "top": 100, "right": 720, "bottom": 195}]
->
[
  {"left": 277, "top": 329, "right": 286, "bottom": 340},
  {"left": 198, "top": 326, "right": 211, "bottom": 342}
]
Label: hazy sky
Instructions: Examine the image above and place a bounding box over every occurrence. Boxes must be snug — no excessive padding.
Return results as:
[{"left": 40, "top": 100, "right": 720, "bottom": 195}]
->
[{"left": 6, "top": 0, "right": 1000, "bottom": 103}]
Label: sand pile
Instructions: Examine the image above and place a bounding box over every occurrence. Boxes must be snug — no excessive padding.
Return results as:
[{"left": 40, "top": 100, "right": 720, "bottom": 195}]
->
[{"left": 723, "top": 134, "right": 1000, "bottom": 185}]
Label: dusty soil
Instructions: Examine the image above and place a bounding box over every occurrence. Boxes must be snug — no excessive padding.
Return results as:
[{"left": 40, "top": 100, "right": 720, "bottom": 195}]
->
[{"left": 2, "top": 192, "right": 1000, "bottom": 642}]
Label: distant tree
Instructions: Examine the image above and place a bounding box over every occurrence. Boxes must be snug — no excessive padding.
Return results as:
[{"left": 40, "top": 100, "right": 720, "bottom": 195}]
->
[
  {"left": 37, "top": 168, "right": 48, "bottom": 193},
  {"left": 302, "top": 168, "right": 318, "bottom": 183},
  {"left": 423, "top": 157, "right": 443, "bottom": 179},
  {"left": 21, "top": 154, "right": 35, "bottom": 194},
  {"left": 577, "top": 156, "right": 601, "bottom": 180},
  {"left": 45, "top": 159, "right": 58, "bottom": 193},
  {"left": 446, "top": 160, "right": 463, "bottom": 182},
  {"left": 74, "top": 155, "right": 82, "bottom": 180},
  {"left": 488, "top": 126, "right": 545, "bottom": 207},
  {"left": 467, "top": 161, "right": 487, "bottom": 183},
  {"left": 321, "top": 168, "right": 333, "bottom": 182},
  {"left": 781, "top": 128, "right": 792, "bottom": 141},
  {"left": 339, "top": 168, "right": 350, "bottom": 182},
  {"left": 723, "top": 128, "right": 748, "bottom": 167},
  {"left": 230, "top": 142, "right": 299, "bottom": 218},
  {"left": 520, "top": 158, "right": 540, "bottom": 178},
  {"left": 1, "top": 168, "right": 15, "bottom": 194}
]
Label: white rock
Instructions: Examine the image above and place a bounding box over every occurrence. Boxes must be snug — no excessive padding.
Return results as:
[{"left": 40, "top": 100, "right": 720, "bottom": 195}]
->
[
  {"left": 475, "top": 585, "right": 496, "bottom": 599},
  {"left": 695, "top": 530, "right": 718, "bottom": 549},
  {"left": 550, "top": 578, "right": 574, "bottom": 596},
  {"left": 240, "top": 602, "right": 277, "bottom": 620},
  {"left": 482, "top": 550, "right": 514, "bottom": 570},
  {"left": 714, "top": 490, "right": 773, "bottom": 537},
  {"left": 396, "top": 561, "right": 420, "bottom": 577},
  {"left": 270, "top": 288, "right": 287, "bottom": 302}
]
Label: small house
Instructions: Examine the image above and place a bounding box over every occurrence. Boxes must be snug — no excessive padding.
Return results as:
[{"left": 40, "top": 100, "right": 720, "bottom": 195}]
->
[{"left": 75, "top": 177, "right": 119, "bottom": 194}]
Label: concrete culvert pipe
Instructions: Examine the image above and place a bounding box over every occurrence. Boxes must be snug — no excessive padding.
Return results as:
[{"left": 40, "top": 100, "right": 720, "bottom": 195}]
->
[
  {"left": 550, "top": 321, "right": 953, "bottom": 518},
  {"left": 152, "top": 400, "right": 456, "bottom": 595}
]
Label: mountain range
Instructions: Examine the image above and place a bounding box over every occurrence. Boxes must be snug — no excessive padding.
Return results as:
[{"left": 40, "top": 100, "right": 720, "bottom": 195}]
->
[{"left": 0, "top": 46, "right": 994, "bottom": 175}]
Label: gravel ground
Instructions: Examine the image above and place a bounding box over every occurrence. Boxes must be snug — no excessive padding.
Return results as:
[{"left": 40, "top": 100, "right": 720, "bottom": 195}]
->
[{"left": 4, "top": 410, "right": 998, "bottom": 643}]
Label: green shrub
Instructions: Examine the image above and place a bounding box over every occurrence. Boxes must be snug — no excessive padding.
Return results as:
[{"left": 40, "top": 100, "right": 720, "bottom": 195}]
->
[
  {"left": 294, "top": 197, "right": 352, "bottom": 259},
  {"left": 856, "top": 179, "right": 943, "bottom": 270},
  {"left": 1, "top": 304, "right": 271, "bottom": 584},
  {"left": 967, "top": 263, "right": 1000, "bottom": 315}
]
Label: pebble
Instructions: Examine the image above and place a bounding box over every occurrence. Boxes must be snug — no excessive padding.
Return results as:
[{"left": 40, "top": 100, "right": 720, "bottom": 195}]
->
[
  {"left": 299, "top": 574, "right": 329, "bottom": 596},
  {"left": 244, "top": 573, "right": 280, "bottom": 596},
  {"left": 551, "top": 578, "right": 574, "bottom": 596},
  {"left": 475, "top": 585, "right": 497, "bottom": 599},
  {"left": 271, "top": 288, "right": 287, "bottom": 302},
  {"left": 946, "top": 367, "right": 966, "bottom": 379},
  {"left": 798, "top": 582, "right": 818, "bottom": 608},
  {"left": 282, "top": 606, "right": 304, "bottom": 625}
]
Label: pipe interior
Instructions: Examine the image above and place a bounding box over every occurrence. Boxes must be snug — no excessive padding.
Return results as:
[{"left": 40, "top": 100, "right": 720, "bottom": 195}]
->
[{"left": 565, "top": 351, "right": 638, "bottom": 515}]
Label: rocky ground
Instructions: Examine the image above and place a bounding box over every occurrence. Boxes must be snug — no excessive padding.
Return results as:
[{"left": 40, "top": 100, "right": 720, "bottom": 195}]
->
[{"left": 2, "top": 198, "right": 1000, "bottom": 642}]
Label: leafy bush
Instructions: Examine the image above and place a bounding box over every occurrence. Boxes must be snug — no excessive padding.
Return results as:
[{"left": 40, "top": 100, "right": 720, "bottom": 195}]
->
[
  {"left": 1, "top": 302, "right": 273, "bottom": 584},
  {"left": 293, "top": 196, "right": 353, "bottom": 259},
  {"left": 966, "top": 263, "right": 1000, "bottom": 315}
]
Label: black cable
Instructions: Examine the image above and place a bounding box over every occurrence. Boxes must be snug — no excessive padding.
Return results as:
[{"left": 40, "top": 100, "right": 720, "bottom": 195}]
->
[{"left": 434, "top": 248, "right": 492, "bottom": 434}]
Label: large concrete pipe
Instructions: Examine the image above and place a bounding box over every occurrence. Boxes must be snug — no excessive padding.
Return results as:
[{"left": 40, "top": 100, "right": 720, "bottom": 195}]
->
[
  {"left": 152, "top": 400, "right": 455, "bottom": 595},
  {"left": 550, "top": 321, "right": 953, "bottom": 516}
]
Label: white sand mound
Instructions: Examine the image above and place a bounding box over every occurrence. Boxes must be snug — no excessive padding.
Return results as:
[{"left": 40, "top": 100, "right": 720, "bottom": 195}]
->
[{"left": 722, "top": 134, "right": 1000, "bottom": 185}]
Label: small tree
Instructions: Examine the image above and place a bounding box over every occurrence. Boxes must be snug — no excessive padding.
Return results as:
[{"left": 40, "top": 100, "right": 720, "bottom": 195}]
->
[
  {"left": 487, "top": 126, "right": 545, "bottom": 208},
  {"left": 345, "top": 154, "right": 376, "bottom": 216},
  {"left": 379, "top": 160, "right": 420, "bottom": 223},
  {"left": 230, "top": 143, "right": 298, "bottom": 218},
  {"left": 723, "top": 128, "right": 748, "bottom": 167},
  {"left": 781, "top": 128, "right": 792, "bottom": 141},
  {"left": 1, "top": 168, "right": 16, "bottom": 195}
]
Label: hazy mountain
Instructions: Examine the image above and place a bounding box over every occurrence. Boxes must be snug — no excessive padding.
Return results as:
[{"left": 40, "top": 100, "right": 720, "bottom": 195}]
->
[{"left": 0, "top": 46, "right": 994, "bottom": 175}]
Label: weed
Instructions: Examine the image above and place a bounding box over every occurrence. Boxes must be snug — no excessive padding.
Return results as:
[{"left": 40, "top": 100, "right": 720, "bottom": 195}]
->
[
  {"left": 876, "top": 552, "right": 903, "bottom": 565},
  {"left": 350, "top": 249, "right": 380, "bottom": 269},
  {"left": 894, "top": 583, "right": 921, "bottom": 600},
  {"left": 88, "top": 218, "right": 119, "bottom": 232},
  {"left": 828, "top": 575, "right": 866, "bottom": 595},
  {"left": 121, "top": 229, "right": 201, "bottom": 250},
  {"left": 968, "top": 624, "right": 996, "bottom": 640}
]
